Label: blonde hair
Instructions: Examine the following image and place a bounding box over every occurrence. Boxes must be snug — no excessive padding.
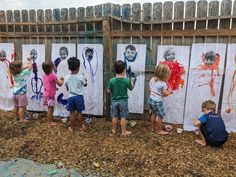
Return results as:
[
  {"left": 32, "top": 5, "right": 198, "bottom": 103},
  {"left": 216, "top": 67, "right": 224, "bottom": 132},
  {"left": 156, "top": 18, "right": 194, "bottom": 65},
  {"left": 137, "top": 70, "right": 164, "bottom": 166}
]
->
[
  {"left": 201, "top": 100, "right": 216, "bottom": 112},
  {"left": 154, "top": 63, "right": 171, "bottom": 82}
]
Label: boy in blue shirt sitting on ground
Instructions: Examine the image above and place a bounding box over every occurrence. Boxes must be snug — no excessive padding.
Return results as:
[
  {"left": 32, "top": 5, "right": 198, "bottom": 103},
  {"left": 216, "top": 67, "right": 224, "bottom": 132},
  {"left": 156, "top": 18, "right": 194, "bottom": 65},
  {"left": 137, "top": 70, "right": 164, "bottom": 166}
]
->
[{"left": 194, "top": 100, "right": 228, "bottom": 147}]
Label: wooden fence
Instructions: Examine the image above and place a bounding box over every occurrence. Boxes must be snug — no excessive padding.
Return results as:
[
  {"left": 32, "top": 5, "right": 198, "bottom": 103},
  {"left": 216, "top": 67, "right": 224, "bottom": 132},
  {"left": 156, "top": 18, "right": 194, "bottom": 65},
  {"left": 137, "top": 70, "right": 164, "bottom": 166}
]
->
[{"left": 0, "top": 0, "right": 236, "bottom": 118}]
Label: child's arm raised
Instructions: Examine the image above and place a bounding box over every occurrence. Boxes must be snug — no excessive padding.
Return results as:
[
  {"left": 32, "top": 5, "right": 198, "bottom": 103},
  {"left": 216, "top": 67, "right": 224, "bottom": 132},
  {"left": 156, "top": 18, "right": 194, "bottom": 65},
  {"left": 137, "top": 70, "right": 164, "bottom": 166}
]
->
[
  {"left": 22, "top": 57, "right": 33, "bottom": 70},
  {"left": 56, "top": 76, "right": 64, "bottom": 87}
]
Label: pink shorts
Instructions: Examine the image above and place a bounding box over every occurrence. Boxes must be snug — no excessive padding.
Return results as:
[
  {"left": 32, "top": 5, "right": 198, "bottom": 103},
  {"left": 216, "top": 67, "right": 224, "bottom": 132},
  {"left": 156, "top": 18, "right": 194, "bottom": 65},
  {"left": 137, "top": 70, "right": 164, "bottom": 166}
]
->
[
  {"left": 43, "top": 96, "right": 56, "bottom": 107},
  {"left": 13, "top": 94, "right": 28, "bottom": 108}
]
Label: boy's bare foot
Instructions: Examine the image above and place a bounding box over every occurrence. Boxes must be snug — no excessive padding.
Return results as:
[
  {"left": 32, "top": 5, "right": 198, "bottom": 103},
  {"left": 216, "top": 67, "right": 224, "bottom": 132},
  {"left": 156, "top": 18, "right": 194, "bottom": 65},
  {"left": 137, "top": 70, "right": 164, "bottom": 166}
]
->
[
  {"left": 20, "top": 119, "right": 29, "bottom": 123},
  {"left": 48, "top": 122, "right": 58, "bottom": 127},
  {"left": 122, "top": 131, "right": 132, "bottom": 136},
  {"left": 156, "top": 130, "right": 169, "bottom": 135},
  {"left": 68, "top": 126, "right": 74, "bottom": 132},
  {"left": 195, "top": 139, "right": 206, "bottom": 146},
  {"left": 111, "top": 129, "right": 116, "bottom": 134},
  {"left": 78, "top": 124, "right": 86, "bottom": 131}
]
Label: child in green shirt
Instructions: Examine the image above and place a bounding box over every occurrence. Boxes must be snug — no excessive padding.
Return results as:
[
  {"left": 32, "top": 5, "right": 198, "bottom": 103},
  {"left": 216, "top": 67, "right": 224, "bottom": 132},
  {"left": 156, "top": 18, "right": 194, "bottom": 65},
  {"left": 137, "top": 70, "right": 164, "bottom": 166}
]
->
[{"left": 107, "top": 60, "right": 134, "bottom": 135}]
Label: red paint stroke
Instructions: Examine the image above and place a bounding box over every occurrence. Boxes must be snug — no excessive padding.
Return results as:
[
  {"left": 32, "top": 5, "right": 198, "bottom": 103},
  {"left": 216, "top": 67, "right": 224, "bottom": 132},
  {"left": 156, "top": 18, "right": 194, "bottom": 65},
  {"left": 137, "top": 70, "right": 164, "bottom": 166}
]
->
[
  {"left": 196, "top": 52, "right": 220, "bottom": 97},
  {"left": 160, "top": 60, "right": 185, "bottom": 91},
  {"left": 0, "top": 50, "right": 14, "bottom": 88}
]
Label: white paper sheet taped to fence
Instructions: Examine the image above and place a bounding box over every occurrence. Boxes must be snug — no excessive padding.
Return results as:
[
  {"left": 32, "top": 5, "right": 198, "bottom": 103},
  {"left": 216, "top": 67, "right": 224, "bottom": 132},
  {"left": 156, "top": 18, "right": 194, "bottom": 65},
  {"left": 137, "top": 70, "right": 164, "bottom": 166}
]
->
[
  {"left": 22, "top": 44, "right": 46, "bottom": 111},
  {"left": 51, "top": 44, "right": 76, "bottom": 117},
  {"left": 116, "top": 44, "right": 146, "bottom": 114},
  {"left": 157, "top": 45, "right": 190, "bottom": 124},
  {"left": 0, "top": 43, "right": 14, "bottom": 110},
  {"left": 183, "top": 43, "right": 227, "bottom": 131},
  {"left": 77, "top": 44, "right": 103, "bottom": 115},
  {"left": 221, "top": 44, "right": 236, "bottom": 132}
]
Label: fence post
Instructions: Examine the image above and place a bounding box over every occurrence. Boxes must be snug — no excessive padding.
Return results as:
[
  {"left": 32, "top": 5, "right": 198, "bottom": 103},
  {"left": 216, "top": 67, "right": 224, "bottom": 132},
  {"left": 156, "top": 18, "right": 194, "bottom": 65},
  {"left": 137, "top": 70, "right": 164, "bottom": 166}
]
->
[{"left": 103, "top": 18, "right": 112, "bottom": 120}]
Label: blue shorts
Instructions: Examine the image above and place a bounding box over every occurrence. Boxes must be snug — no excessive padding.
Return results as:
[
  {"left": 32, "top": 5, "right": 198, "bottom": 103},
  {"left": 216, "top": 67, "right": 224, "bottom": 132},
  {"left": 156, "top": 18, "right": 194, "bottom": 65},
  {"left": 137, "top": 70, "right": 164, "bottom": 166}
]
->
[
  {"left": 111, "top": 100, "right": 129, "bottom": 119},
  {"left": 148, "top": 98, "right": 166, "bottom": 119},
  {"left": 67, "top": 95, "right": 85, "bottom": 112}
]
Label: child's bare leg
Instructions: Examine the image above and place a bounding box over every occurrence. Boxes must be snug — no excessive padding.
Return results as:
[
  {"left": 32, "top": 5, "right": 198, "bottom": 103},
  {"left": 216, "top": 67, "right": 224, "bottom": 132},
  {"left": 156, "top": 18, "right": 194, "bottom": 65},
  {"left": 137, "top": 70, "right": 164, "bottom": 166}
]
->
[
  {"left": 13, "top": 107, "right": 19, "bottom": 119},
  {"left": 195, "top": 127, "right": 206, "bottom": 146},
  {"left": 48, "top": 106, "right": 57, "bottom": 126},
  {"left": 112, "top": 117, "right": 118, "bottom": 133},
  {"left": 150, "top": 113, "right": 156, "bottom": 132},
  {"left": 121, "top": 118, "right": 131, "bottom": 135},
  {"left": 69, "top": 111, "right": 75, "bottom": 132},
  {"left": 156, "top": 117, "right": 168, "bottom": 135},
  {"left": 19, "top": 107, "right": 28, "bottom": 123},
  {"left": 77, "top": 112, "right": 85, "bottom": 130}
]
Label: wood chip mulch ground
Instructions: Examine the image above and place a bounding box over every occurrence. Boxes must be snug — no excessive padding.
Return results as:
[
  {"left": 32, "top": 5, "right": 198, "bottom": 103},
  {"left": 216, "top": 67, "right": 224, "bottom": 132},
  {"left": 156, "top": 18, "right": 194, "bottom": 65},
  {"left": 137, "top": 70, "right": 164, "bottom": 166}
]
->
[{"left": 0, "top": 110, "right": 236, "bottom": 177}]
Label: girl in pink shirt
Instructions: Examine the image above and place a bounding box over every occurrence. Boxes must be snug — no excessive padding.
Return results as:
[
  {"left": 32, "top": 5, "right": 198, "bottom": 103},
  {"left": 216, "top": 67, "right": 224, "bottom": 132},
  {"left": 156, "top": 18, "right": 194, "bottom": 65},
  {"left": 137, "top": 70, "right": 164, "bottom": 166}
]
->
[{"left": 42, "top": 61, "right": 64, "bottom": 126}]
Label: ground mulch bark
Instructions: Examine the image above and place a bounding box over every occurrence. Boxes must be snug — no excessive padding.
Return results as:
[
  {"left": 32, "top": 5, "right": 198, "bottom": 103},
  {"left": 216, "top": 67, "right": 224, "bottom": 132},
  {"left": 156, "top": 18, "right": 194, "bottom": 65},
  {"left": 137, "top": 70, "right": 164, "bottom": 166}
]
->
[{"left": 0, "top": 110, "right": 235, "bottom": 177}]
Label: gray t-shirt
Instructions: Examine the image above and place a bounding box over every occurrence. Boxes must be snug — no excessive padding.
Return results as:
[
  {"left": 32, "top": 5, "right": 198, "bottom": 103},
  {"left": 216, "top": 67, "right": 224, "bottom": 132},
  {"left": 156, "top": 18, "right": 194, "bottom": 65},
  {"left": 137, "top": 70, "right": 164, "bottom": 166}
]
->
[
  {"left": 149, "top": 77, "right": 167, "bottom": 102},
  {"left": 65, "top": 74, "right": 86, "bottom": 98}
]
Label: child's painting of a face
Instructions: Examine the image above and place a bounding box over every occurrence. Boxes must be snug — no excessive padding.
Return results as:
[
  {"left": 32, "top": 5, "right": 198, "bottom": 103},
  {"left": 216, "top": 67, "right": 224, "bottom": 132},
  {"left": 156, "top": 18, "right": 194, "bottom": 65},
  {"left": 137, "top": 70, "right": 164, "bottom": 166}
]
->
[
  {"left": 85, "top": 48, "right": 94, "bottom": 62},
  {"left": 164, "top": 48, "right": 175, "bottom": 61},
  {"left": 0, "top": 50, "right": 6, "bottom": 60},
  {"left": 204, "top": 51, "right": 216, "bottom": 66},
  {"left": 124, "top": 45, "right": 137, "bottom": 62},
  {"left": 30, "top": 49, "right": 38, "bottom": 61},
  {"left": 59, "top": 47, "right": 68, "bottom": 60}
]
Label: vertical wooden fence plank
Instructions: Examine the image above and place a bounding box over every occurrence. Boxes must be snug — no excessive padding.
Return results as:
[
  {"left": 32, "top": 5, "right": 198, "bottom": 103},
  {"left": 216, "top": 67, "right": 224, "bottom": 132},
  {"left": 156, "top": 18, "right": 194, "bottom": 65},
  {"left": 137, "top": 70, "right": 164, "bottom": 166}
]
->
[
  {"left": 195, "top": 0, "right": 208, "bottom": 43},
  {"left": 219, "top": 0, "right": 232, "bottom": 43},
  {"left": 132, "top": 3, "right": 141, "bottom": 30},
  {"left": 53, "top": 8, "right": 61, "bottom": 32},
  {"left": 0, "top": 10, "right": 7, "bottom": 43},
  {"left": 173, "top": 1, "right": 184, "bottom": 45},
  {"left": 163, "top": 1, "right": 173, "bottom": 44},
  {"left": 14, "top": 10, "right": 22, "bottom": 61},
  {"left": 142, "top": 3, "right": 152, "bottom": 30},
  {"left": 103, "top": 3, "right": 112, "bottom": 16},
  {"left": 45, "top": 9, "right": 52, "bottom": 32},
  {"left": 86, "top": 6, "right": 94, "bottom": 31},
  {"left": 0, "top": 10, "right": 7, "bottom": 32},
  {"left": 21, "top": 10, "right": 29, "bottom": 32},
  {"left": 37, "top": 9, "right": 44, "bottom": 32},
  {"left": 206, "top": 1, "right": 219, "bottom": 43},
  {"left": 219, "top": 0, "right": 232, "bottom": 29},
  {"left": 230, "top": 0, "right": 236, "bottom": 42},
  {"left": 111, "top": 4, "right": 121, "bottom": 30},
  {"left": 122, "top": 4, "right": 131, "bottom": 31},
  {"left": 163, "top": 1, "right": 173, "bottom": 30},
  {"left": 14, "top": 10, "right": 21, "bottom": 32},
  {"left": 77, "top": 7, "right": 85, "bottom": 31},
  {"left": 45, "top": 9, "right": 52, "bottom": 61},
  {"left": 29, "top": 10, "right": 36, "bottom": 32},
  {"left": 53, "top": 9, "right": 61, "bottom": 44},
  {"left": 95, "top": 5, "right": 103, "bottom": 31},
  {"left": 69, "top": 8, "right": 77, "bottom": 44},
  {"left": 184, "top": 1, "right": 195, "bottom": 44},
  {"left": 6, "top": 10, "right": 13, "bottom": 32},
  {"left": 61, "top": 8, "right": 68, "bottom": 32},
  {"left": 61, "top": 8, "right": 69, "bottom": 44},
  {"left": 153, "top": 2, "right": 162, "bottom": 30},
  {"left": 69, "top": 8, "right": 76, "bottom": 32},
  {"left": 103, "top": 19, "right": 112, "bottom": 119}
]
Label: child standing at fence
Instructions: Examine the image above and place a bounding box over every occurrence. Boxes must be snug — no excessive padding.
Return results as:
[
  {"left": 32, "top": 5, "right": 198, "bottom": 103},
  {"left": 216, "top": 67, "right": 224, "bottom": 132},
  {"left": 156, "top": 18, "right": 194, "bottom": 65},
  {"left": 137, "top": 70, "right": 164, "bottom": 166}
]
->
[
  {"left": 148, "top": 63, "right": 172, "bottom": 135},
  {"left": 107, "top": 60, "right": 134, "bottom": 135},
  {"left": 42, "top": 61, "right": 64, "bottom": 127},
  {"left": 9, "top": 58, "right": 33, "bottom": 123},
  {"left": 193, "top": 100, "right": 228, "bottom": 147},
  {"left": 65, "top": 57, "right": 87, "bottom": 132}
]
